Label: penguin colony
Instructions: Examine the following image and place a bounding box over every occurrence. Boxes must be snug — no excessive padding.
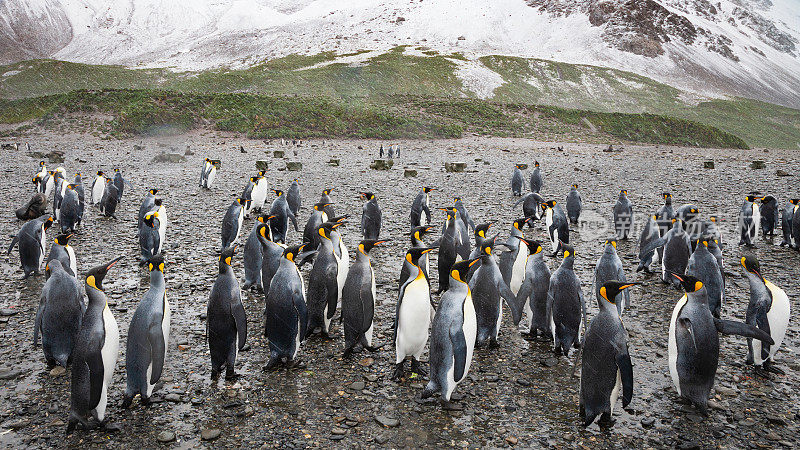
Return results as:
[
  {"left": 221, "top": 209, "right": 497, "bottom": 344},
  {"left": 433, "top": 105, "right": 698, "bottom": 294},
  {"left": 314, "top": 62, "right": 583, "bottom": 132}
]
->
[{"left": 6, "top": 150, "right": 796, "bottom": 434}]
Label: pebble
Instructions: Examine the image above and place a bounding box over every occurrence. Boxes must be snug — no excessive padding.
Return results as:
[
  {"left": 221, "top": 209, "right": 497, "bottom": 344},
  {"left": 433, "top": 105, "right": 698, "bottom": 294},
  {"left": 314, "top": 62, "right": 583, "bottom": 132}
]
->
[
  {"left": 165, "top": 393, "right": 181, "bottom": 403},
  {"left": 641, "top": 417, "right": 655, "bottom": 428},
  {"left": 542, "top": 357, "right": 558, "bottom": 368},
  {"left": 49, "top": 366, "right": 66, "bottom": 377},
  {"left": 156, "top": 431, "right": 176, "bottom": 442},
  {"left": 349, "top": 381, "right": 365, "bottom": 391},
  {"left": 201, "top": 428, "right": 221, "bottom": 441},
  {"left": 505, "top": 436, "right": 518, "bottom": 445},
  {"left": 0, "top": 309, "right": 17, "bottom": 316},
  {"left": 375, "top": 415, "right": 400, "bottom": 427},
  {"left": 331, "top": 427, "right": 347, "bottom": 435}
]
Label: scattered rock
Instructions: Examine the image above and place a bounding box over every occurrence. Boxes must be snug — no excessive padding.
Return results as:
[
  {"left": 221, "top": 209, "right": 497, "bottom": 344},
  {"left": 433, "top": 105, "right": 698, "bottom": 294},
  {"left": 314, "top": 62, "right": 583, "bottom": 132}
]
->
[
  {"left": 201, "top": 428, "right": 221, "bottom": 441},
  {"left": 750, "top": 160, "right": 766, "bottom": 169},
  {"left": 286, "top": 162, "right": 302, "bottom": 171},
  {"left": 328, "top": 159, "right": 340, "bottom": 167},
  {"left": 505, "top": 436, "right": 518, "bottom": 445},
  {"left": 349, "top": 381, "right": 366, "bottom": 391},
  {"left": 0, "top": 309, "right": 18, "bottom": 316},
  {"left": 776, "top": 169, "right": 791, "bottom": 177},
  {"left": 50, "top": 366, "right": 66, "bottom": 377},
  {"left": 156, "top": 431, "right": 176, "bottom": 442},
  {"left": 375, "top": 415, "right": 400, "bottom": 428},
  {"left": 603, "top": 144, "right": 614, "bottom": 152},
  {"left": 395, "top": 16, "right": 405, "bottom": 23},
  {"left": 542, "top": 357, "right": 558, "bottom": 368},
  {"left": 370, "top": 159, "right": 394, "bottom": 170},
  {"left": 404, "top": 169, "right": 418, "bottom": 178},
  {"left": 444, "top": 162, "right": 466, "bottom": 172},
  {"left": 273, "top": 150, "right": 285, "bottom": 158},
  {"left": 641, "top": 417, "right": 655, "bottom": 428},
  {"left": 256, "top": 160, "right": 269, "bottom": 171},
  {"left": 704, "top": 161, "right": 715, "bottom": 169},
  {"left": 331, "top": 427, "right": 347, "bottom": 435},
  {"left": 152, "top": 152, "right": 186, "bottom": 163},
  {"left": 165, "top": 393, "right": 181, "bottom": 403}
]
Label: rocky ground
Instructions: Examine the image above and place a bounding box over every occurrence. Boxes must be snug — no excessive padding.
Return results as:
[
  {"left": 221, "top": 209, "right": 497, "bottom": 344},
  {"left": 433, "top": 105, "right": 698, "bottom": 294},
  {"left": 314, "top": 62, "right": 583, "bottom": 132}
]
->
[{"left": 1, "top": 132, "right": 798, "bottom": 448}]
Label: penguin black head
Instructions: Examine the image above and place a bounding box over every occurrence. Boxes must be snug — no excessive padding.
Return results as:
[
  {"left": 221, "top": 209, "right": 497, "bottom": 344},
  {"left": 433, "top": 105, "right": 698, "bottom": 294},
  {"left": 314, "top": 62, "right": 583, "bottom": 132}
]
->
[
  {"left": 540, "top": 200, "right": 556, "bottom": 212},
  {"left": 709, "top": 215, "right": 717, "bottom": 223},
  {"left": 619, "top": 189, "right": 628, "bottom": 196},
  {"left": 219, "top": 245, "right": 237, "bottom": 267},
  {"left": 740, "top": 255, "right": 763, "bottom": 280},
  {"left": 512, "top": 217, "right": 530, "bottom": 230},
  {"left": 313, "top": 202, "right": 331, "bottom": 211},
  {"left": 790, "top": 199, "right": 800, "bottom": 206},
  {"left": 423, "top": 187, "right": 435, "bottom": 194},
  {"left": 453, "top": 196, "right": 462, "bottom": 204},
  {"left": 520, "top": 238, "right": 543, "bottom": 255},
  {"left": 475, "top": 222, "right": 494, "bottom": 239},
  {"left": 670, "top": 273, "right": 703, "bottom": 293},
  {"left": 604, "top": 239, "right": 617, "bottom": 249},
  {"left": 257, "top": 222, "right": 273, "bottom": 241},
  {"left": 662, "top": 192, "right": 672, "bottom": 200},
  {"left": 515, "top": 164, "right": 525, "bottom": 169},
  {"left": 66, "top": 183, "right": 77, "bottom": 190},
  {"left": 451, "top": 257, "right": 481, "bottom": 284},
  {"left": 558, "top": 242, "right": 574, "bottom": 259},
  {"left": 283, "top": 243, "right": 308, "bottom": 262},
  {"left": 39, "top": 161, "right": 45, "bottom": 167},
  {"left": 143, "top": 212, "right": 158, "bottom": 227},
  {"left": 534, "top": 161, "right": 540, "bottom": 167},
  {"left": 32, "top": 175, "right": 39, "bottom": 184},
  {"left": 249, "top": 176, "right": 258, "bottom": 183},
  {"left": 85, "top": 256, "right": 124, "bottom": 291},
  {"left": 358, "top": 239, "right": 389, "bottom": 254},
  {"left": 599, "top": 281, "right": 640, "bottom": 304},
  {"left": 331, "top": 215, "right": 349, "bottom": 224},
  {"left": 761, "top": 195, "right": 776, "bottom": 204},
  {"left": 412, "top": 225, "right": 434, "bottom": 242},
  {"left": 745, "top": 194, "right": 763, "bottom": 203},
  {"left": 147, "top": 254, "right": 165, "bottom": 273},
  {"left": 257, "top": 214, "right": 276, "bottom": 224},
  {"left": 43, "top": 216, "right": 54, "bottom": 230},
  {"left": 439, "top": 207, "right": 457, "bottom": 217},
  {"left": 322, "top": 188, "right": 334, "bottom": 195},
  {"left": 273, "top": 189, "right": 283, "bottom": 197},
  {"left": 236, "top": 197, "right": 250, "bottom": 206},
  {"left": 359, "top": 192, "right": 375, "bottom": 201},
  {"left": 54, "top": 233, "right": 73, "bottom": 246},
  {"left": 96, "top": 170, "right": 104, "bottom": 176},
  {"left": 480, "top": 234, "right": 499, "bottom": 256},
  {"left": 406, "top": 246, "right": 436, "bottom": 266},
  {"left": 317, "top": 222, "right": 341, "bottom": 240},
  {"left": 154, "top": 198, "right": 163, "bottom": 207},
  {"left": 571, "top": 184, "right": 578, "bottom": 189},
  {"left": 149, "top": 188, "right": 159, "bottom": 195},
  {"left": 114, "top": 168, "right": 120, "bottom": 173}
]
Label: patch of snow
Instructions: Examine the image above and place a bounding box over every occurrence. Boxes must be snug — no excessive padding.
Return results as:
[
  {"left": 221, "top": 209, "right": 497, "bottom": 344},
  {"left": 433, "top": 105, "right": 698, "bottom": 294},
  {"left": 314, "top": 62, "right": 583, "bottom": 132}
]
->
[
  {"left": 447, "top": 57, "right": 505, "bottom": 99},
  {"left": 2, "top": 70, "right": 21, "bottom": 77}
]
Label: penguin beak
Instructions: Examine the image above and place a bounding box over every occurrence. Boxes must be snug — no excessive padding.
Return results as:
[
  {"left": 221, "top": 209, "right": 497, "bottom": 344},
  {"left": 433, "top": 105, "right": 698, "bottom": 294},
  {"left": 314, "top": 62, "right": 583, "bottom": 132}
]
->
[
  {"left": 618, "top": 283, "right": 640, "bottom": 290},
  {"left": 104, "top": 256, "right": 124, "bottom": 271}
]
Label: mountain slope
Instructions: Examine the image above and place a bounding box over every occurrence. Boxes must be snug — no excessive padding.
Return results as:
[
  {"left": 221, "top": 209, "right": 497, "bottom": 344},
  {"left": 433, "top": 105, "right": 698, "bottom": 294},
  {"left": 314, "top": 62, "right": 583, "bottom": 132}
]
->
[{"left": 1, "top": 0, "right": 799, "bottom": 108}]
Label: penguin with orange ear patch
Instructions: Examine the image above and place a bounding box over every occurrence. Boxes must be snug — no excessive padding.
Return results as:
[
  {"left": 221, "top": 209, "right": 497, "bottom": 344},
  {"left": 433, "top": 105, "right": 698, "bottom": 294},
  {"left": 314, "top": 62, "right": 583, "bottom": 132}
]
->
[{"left": 342, "top": 239, "right": 389, "bottom": 356}]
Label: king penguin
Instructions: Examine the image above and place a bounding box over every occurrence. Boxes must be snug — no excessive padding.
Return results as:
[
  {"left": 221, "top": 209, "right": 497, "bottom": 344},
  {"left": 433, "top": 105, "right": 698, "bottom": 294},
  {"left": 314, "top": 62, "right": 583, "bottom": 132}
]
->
[
  {"left": 99, "top": 179, "right": 119, "bottom": 218},
  {"left": 499, "top": 218, "right": 528, "bottom": 292},
  {"left": 268, "top": 189, "right": 298, "bottom": 244},
  {"left": 514, "top": 192, "right": 544, "bottom": 224},
  {"left": 547, "top": 243, "right": 587, "bottom": 356},
  {"left": 399, "top": 225, "right": 435, "bottom": 287},
  {"left": 529, "top": 161, "right": 543, "bottom": 193},
  {"left": 305, "top": 222, "right": 346, "bottom": 338},
  {"left": 207, "top": 245, "right": 248, "bottom": 380},
  {"left": 256, "top": 222, "right": 286, "bottom": 293},
  {"left": 636, "top": 214, "right": 660, "bottom": 273},
  {"left": 360, "top": 192, "right": 382, "bottom": 240},
  {"left": 243, "top": 214, "right": 275, "bottom": 291},
  {"left": 46, "top": 233, "right": 77, "bottom": 277},
  {"left": 263, "top": 244, "right": 310, "bottom": 369},
  {"left": 686, "top": 239, "right": 724, "bottom": 318},
  {"left": 287, "top": 179, "right": 301, "bottom": 217},
  {"left": 138, "top": 212, "right": 161, "bottom": 265},
  {"left": 639, "top": 219, "right": 690, "bottom": 288},
  {"left": 112, "top": 168, "right": 125, "bottom": 202},
  {"left": 137, "top": 189, "right": 158, "bottom": 229},
  {"left": 437, "top": 207, "right": 467, "bottom": 294},
  {"left": 470, "top": 235, "right": 522, "bottom": 347},
  {"left": 593, "top": 239, "right": 630, "bottom": 315},
  {"left": 466, "top": 221, "right": 495, "bottom": 282},
  {"left": 123, "top": 254, "right": 170, "bottom": 408},
  {"left": 514, "top": 238, "right": 551, "bottom": 338},
  {"left": 668, "top": 273, "right": 773, "bottom": 414},
  {"left": 60, "top": 184, "right": 82, "bottom": 234},
  {"left": 613, "top": 190, "right": 634, "bottom": 240},
  {"left": 759, "top": 195, "right": 779, "bottom": 239},
  {"left": 580, "top": 281, "right": 639, "bottom": 427},
  {"left": 738, "top": 193, "right": 762, "bottom": 247},
  {"left": 342, "top": 239, "right": 389, "bottom": 356},
  {"left": 251, "top": 172, "right": 269, "bottom": 212},
  {"left": 779, "top": 200, "right": 797, "bottom": 247},
  {"left": 67, "top": 256, "right": 122, "bottom": 433},
  {"left": 542, "top": 200, "right": 569, "bottom": 255},
  {"left": 511, "top": 164, "right": 524, "bottom": 196},
  {"left": 90, "top": 171, "right": 105, "bottom": 206},
  {"left": 740, "top": 255, "right": 790, "bottom": 376},
  {"left": 319, "top": 188, "right": 336, "bottom": 218},
  {"left": 35, "top": 259, "right": 84, "bottom": 368},
  {"left": 241, "top": 176, "right": 257, "bottom": 217},
  {"left": 566, "top": 184, "right": 582, "bottom": 225},
  {"left": 8, "top": 215, "right": 54, "bottom": 278},
  {"left": 410, "top": 187, "right": 434, "bottom": 228},
  {"left": 303, "top": 202, "right": 331, "bottom": 250},
  {"left": 200, "top": 158, "right": 216, "bottom": 189},
  {"left": 221, "top": 197, "right": 248, "bottom": 250},
  {"left": 393, "top": 246, "right": 436, "bottom": 380},
  {"left": 422, "top": 258, "right": 481, "bottom": 410}
]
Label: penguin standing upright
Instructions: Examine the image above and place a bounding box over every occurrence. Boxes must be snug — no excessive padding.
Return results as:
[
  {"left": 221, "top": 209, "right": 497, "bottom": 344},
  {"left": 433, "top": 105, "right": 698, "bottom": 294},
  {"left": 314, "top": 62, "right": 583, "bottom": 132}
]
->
[
  {"left": 67, "top": 256, "right": 122, "bottom": 433},
  {"left": 686, "top": 239, "right": 724, "bottom": 317},
  {"left": 241, "top": 176, "right": 257, "bottom": 217},
  {"left": 52, "top": 170, "right": 66, "bottom": 221},
  {"left": 7, "top": 215, "right": 54, "bottom": 278},
  {"left": 200, "top": 158, "right": 217, "bottom": 189},
  {"left": 668, "top": 273, "right": 773, "bottom": 414},
  {"left": 34, "top": 259, "right": 84, "bottom": 368},
  {"left": 268, "top": 190, "right": 298, "bottom": 244},
  {"left": 221, "top": 197, "right": 248, "bottom": 250},
  {"left": 779, "top": 200, "right": 797, "bottom": 247},
  {"left": 793, "top": 199, "right": 800, "bottom": 250},
  {"left": 511, "top": 164, "right": 524, "bottom": 196},
  {"left": 255, "top": 222, "right": 285, "bottom": 293},
  {"left": 656, "top": 193, "right": 676, "bottom": 242},
  {"left": 759, "top": 195, "right": 778, "bottom": 239},
  {"left": 678, "top": 205, "right": 703, "bottom": 248},
  {"left": 302, "top": 202, "right": 331, "bottom": 250},
  {"left": 123, "top": 254, "right": 170, "bottom": 408},
  {"left": 287, "top": 179, "right": 301, "bottom": 217},
  {"left": 547, "top": 243, "right": 586, "bottom": 356},
  {"left": 137, "top": 189, "right": 158, "bottom": 229},
  {"left": 469, "top": 235, "right": 522, "bottom": 347},
  {"left": 422, "top": 258, "right": 481, "bottom": 410},
  {"left": 703, "top": 215, "right": 722, "bottom": 245},
  {"left": 741, "top": 255, "right": 790, "bottom": 375},
  {"left": 138, "top": 212, "right": 161, "bottom": 264},
  {"left": 251, "top": 172, "right": 269, "bottom": 212},
  {"left": 499, "top": 219, "right": 527, "bottom": 292},
  {"left": 529, "top": 161, "right": 543, "bottom": 193},
  {"left": 410, "top": 187, "right": 434, "bottom": 228},
  {"left": 566, "top": 184, "right": 582, "bottom": 225},
  {"left": 263, "top": 244, "right": 310, "bottom": 369},
  {"left": 639, "top": 219, "right": 690, "bottom": 288},
  {"left": 393, "top": 247, "right": 436, "bottom": 380},
  {"left": 437, "top": 207, "right": 466, "bottom": 294},
  {"left": 112, "top": 168, "right": 125, "bottom": 202},
  {"left": 360, "top": 192, "right": 382, "bottom": 240},
  {"left": 243, "top": 215, "right": 275, "bottom": 291},
  {"left": 342, "top": 239, "right": 388, "bottom": 356},
  {"left": 319, "top": 188, "right": 336, "bottom": 218},
  {"left": 580, "top": 281, "right": 639, "bottom": 427},
  {"left": 99, "top": 179, "right": 119, "bottom": 218},
  {"left": 514, "top": 192, "right": 545, "bottom": 223},
  {"left": 305, "top": 222, "right": 346, "bottom": 338},
  {"left": 466, "top": 222, "right": 495, "bottom": 282},
  {"left": 613, "top": 190, "right": 634, "bottom": 240},
  {"left": 593, "top": 239, "right": 630, "bottom": 315},
  {"left": 514, "top": 239, "right": 551, "bottom": 338},
  {"left": 46, "top": 233, "right": 77, "bottom": 277},
  {"left": 207, "top": 246, "right": 247, "bottom": 380},
  {"left": 399, "top": 225, "right": 435, "bottom": 287},
  {"left": 59, "top": 184, "right": 81, "bottom": 233},
  {"left": 42, "top": 170, "right": 55, "bottom": 199},
  {"left": 35, "top": 160, "right": 47, "bottom": 183},
  {"left": 454, "top": 197, "right": 476, "bottom": 234},
  {"left": 542, "top": 200, "right": 569, "bottom": 254},
  {"left": 738, "top": 194, "right": 762, "bottom": 247},
  {"left": 636, "top": 215, "right": 660, "bottom": 273},
  {"left": 91, "top": 171, "right": 105, "bottom": 206}
]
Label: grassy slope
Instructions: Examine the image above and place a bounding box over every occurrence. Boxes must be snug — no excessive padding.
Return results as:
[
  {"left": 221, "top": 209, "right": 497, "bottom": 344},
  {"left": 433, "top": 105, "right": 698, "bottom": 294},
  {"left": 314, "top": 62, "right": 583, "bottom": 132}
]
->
[{"left": 0, "top": 48, "right": 797, "bottom": 148}]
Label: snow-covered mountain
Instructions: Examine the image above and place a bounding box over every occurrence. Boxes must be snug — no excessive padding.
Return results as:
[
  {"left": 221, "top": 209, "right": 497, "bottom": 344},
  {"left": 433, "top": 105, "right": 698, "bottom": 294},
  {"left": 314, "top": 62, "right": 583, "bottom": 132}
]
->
[{"left": 1, "top": 0, "right": 799, "bottom": 107}]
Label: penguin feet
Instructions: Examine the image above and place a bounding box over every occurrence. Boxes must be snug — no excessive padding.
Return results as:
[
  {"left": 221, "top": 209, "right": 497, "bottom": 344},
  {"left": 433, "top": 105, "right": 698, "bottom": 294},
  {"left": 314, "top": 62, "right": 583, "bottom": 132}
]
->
[
  {"left": 365, "top": 343, "right": 384, "bottom": 353},
  {"left": 121, "top": 395, "right": 133, "bottom": 409},
  {"left": 487, "top": 338, "right": 500, "bottom": 349},
  {"left": 763, "top": 361, "right": 785, "bottom": 375},
  {"left": 597, "top": 413, "right": 616, "bottom": 429},
  {"left": 99, "top": 421, "right": 121, "bottom": 432},
  {"left": 263, "top": 356, "right": 282, "bottom": 371},
  {"left": 410, "top": 358, "right": 427, "bottom": 377},
  {"left": 211, "top": 369, "right": 220, "bottom": 381},
  {"left": 286, "top": 358, "right": 306, "bottom": 370},
  {"left": 441, "top": 399, "right": 463, "bottom": 411},
  {"left": 390, "top": 362, "right": 405, "bottom": 381},
  {"left": 225, "top": 371, "right": 241, "bottom": 381}
]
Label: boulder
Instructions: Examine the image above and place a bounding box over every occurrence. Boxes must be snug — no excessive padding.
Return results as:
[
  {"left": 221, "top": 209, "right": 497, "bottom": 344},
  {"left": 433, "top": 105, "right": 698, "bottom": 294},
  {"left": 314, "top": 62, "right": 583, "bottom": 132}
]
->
[
  {"left": 750, "top": 160, "right": 766, "bottom": 169},
  {"left": 404, "top": 169, "right": 418, "bottom": 178},
  {"left": 256, "top": 160, "right": 269, "bottom": 171},
  {"left": 273, "top": 150, "right": 285, "bottom": 158},
  {"left": 444, "top": 162, "right": 466, "bottom": 173},
  {"left": 286, "top": 161, "right": 303, "bottom": 171},
  {"left": 152, "top": 152, "right": 186, "bottom": 163},
  {"left": 370, "top": 160, "right": 394, "bottom": 170},
  {"left": 328, "top": 159, "right": 340, "bottom": 167},
  {"left": 704, "top": 161, "right": 715, "bottom": 169}
]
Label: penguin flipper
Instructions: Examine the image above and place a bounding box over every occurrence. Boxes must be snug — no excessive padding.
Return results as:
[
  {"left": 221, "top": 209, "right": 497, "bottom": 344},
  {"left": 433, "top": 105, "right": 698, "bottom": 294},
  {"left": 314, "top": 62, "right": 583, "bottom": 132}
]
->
[
  {"left": 7, "top": 235, "right": 18, "bottom": 254},
  {"left": 87, "top": 350, "right": 105, "bottom": 409},
  {"left": 450, "top": 319, "right": 468, "bottom": 382},
  {"left": 148, "top": 323, "right": 166, "bottom": 384},
  {"left": 497, "top": 274, "right": 522, "bottom": 326},
  {"left": 231, "top": 301, "right": 248, "bottom": 350},
  {"left": 639, "top": 236, "right": 666, "bottom": 259},
  {"left": 616, "top": 352, "right": 634, "bottom": 408},
  {"left": 423, "top": 204, "right": 431, "bottom": 224},
  {"left": 714, "top": 318, "right": 774, "bottom": 344},
  {"left": 289, "top": 211, "right": 299, "bottom": 232},
  {"left": 325, "top": 270, "right": 338, "bottom": 321},
  {"left": 513, "top": 194, "right": 529, "bottom": 209}
]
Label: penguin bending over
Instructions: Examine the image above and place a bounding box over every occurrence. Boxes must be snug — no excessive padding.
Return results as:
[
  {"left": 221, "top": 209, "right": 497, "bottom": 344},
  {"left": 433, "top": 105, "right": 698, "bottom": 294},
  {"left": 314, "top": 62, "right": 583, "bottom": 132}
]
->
[
  {"left": 360, "top": 192, "right": 382, "bottom": 240},
  {"left": 636, "top": 215, "right": 660, "bottom": 273},
  {"left": 639, "top": 219, "right": 690, "bottom": 288},
  {"left": 264, "top": 244, "right": 310, "bottom": 369},
  {"left": 410, "top": 187, "right": 434, "bottom": 228},
  {"left": 305, "top": 222, "right": 346, "bottom": 338},
  {"left": 613, "top": 190, "right": 634, "bottom": 240},
  {"left": 8, "top": 216, "right": 54, "bottom": 278},
  {"left": 593, "top": 239, "right": 630, "bottom": 315},
  {"left": 759, "top": 195, "right": 779, "bottom": 238},
  {"left": 268, "top": 190, "right": 299, "bottom": 244},
  {"left": 243, "top": 215, "right": 275, "bottom": 291},
  {"left": 221, "top": 197, "right": 249, "bottom": 250},
  {"left": 566, "top": 184, "right": 582, "bottom": 225},
  {"left": 513, "top": 192, "right": 544, "bottom": 224},
  {"left": 741, "top": 256, "right": 790, "bottom": 376},
  {"left": 342, "top": 239, "right": 389, "bottom": 356},
  {"left": 46, "top": 233, "right": 77, "bottom": 278},
  {"left": 67, "top": 256, "right": 122, "bottom": 433},
  {"left": 541, "top": 200, "right": 569, "bottom": 254},
  {"left": 207, "top": 246, "right": 247, "bottom": 380},
  {"left": 514, "top": 239, "right": 551, "bottom": 337},
  {"left": 35, "top": 259, "right": 84, "bottom": 368},
  {"left": 393, "top": 247, "right": 436, "bottom": 380},
  {"left": 738, "top": 194, "right": 762, "bottom": 247},
  {"left": 287, "top": 179, "right": 301, "bottom": 218},
  {"left": 511, "top": 164, "right": 524, "bottom": 196},
  {"left": 580, "top": 281, "right": 639, "bottom": 427},
  {"left": 547, "top": 243, "right": 587, "bottom": 357},
  {"left": 422, "top": 258, "right": 481, "bottom": 410},
  {"left": 668, "top": 273, "right": 773, "bottom": 414},
  {"left": 123, "top": 254, "right": 170, "bottom": 408},
  {"left": 686, "top": 239, "right": 724, "bottom": 318}
]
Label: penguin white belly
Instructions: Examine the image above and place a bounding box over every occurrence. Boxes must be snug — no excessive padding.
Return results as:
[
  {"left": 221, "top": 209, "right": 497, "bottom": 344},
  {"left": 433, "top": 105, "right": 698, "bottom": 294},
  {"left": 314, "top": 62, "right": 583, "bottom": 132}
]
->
[
  {"left": 751, "top": 204, "right": 760, "bottom": 239},
  {"left": 293, "top": 317, "right": 301, "bottom": 359},
  {"left": 149, "top": 294, "right": 171, "bottom": 396},
  {"left": 545, "top": 211, "right": 556, "bottom": 251},
  {"left": 157, "top": 205, "right": 167, "bottom": 236},
  {"left": 523, "top": 300, "right": 533, "bottom": 330},
  {"left": 45, "top": 178, "right": 54, "bottom": 198},
  {"left": 462, "top": 294, "right": 477, "bottom": 377},
  {"left": 510, "top": 251, "right": 527, "bottom": 295},
  {"left": 550, "top": 316, "right": 557, "bottom": 347},
  {"left": 757, "top": 281, "right": 790, "bottom": 363},
  {"left": 234, "top": 210, "right": 244, "bottom": 244},
  {"left": 66, "top": 245, "right": 77, "bottom": 277},
  {"left": 423, "top": 196, "right": 430, "bottom": 225},
  {"left": 366, "top": 266, "right": 376, "bottom": 346},
  {"left": 91, "top": 179, "right": 103, "bottom": 204},
  {"left": 206, "top": 167, "right": 216, "bottom": 188},
  {"left": 38, "top": 228, "right": 46, "bottom": 269},
  {"left": 96, "top": 305, "right": 119, "bottom": 421},
  {"left": 494, "top": 297, "right": 503, "bottom": 337},
  {"left": 396, "top": 279, "right": 431, "bottom": 361},
  {"left": 668, "top": 295, "right": 688, "bottom": 394},
  {"left": 336, "top": 244, "right": 349, "bottom": 301},
  {"left": 610, "top": 369, "right": 622, "bottom": 415}
]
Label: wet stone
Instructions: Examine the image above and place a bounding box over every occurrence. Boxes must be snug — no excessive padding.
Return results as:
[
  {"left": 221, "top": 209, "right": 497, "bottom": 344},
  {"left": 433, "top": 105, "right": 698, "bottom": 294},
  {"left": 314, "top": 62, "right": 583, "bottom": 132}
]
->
[
  {"left": 156, "top": 431, "right": 176, "bottom": 443},
  {"left": 375, "top": 415, "right": 400, "bottom": 427},
  {"left": 641, "top": 417, "right": 655, "bottom": 428},
  {"left": 0, "top": 309, "right": 17, "bottom": 316},
  {"left": 49, "top": 366, "right": 66, "bottom": 377},
  {"left": 331, "top": 427, "right": 347, "bottom": 435},
  {"left": 165, "top": 393, "right": 181, "bottom": 403},
  {"left": 349, "top": 381, "right": 365, "bottom": 391},
  {"left": 200, "top": 428, "right": 221, "bottom": 441}
]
